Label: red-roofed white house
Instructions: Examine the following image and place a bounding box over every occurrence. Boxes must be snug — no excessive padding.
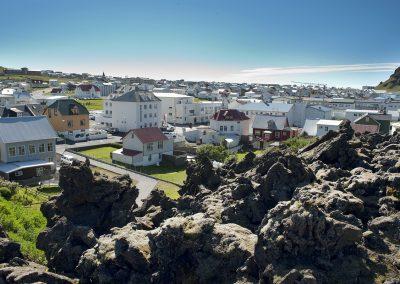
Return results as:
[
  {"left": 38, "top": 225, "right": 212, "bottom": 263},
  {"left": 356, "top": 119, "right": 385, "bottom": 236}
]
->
[
  {"left": 210, "top": 109, "right": 250, "bottom": 137},
  {"left": 75, "top": 84, "right": 101, "bottom": 99},
  {"left": 112, "top": 127, "right": 173, "bottom": 166}
]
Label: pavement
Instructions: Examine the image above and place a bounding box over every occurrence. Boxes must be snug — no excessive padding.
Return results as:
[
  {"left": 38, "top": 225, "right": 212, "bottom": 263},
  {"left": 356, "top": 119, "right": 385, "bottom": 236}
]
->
[
  {"left": 56, "top": 135, "right": 122, "bottom": 154},
  {"left": 56, "top": 137, "right": 158, "bottom": 206}
]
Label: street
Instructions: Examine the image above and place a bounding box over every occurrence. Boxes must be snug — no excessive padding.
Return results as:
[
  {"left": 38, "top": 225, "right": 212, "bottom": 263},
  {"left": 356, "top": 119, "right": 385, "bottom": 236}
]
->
[{"left": 56, "top": 136, "right": 158, "bottom": 205}]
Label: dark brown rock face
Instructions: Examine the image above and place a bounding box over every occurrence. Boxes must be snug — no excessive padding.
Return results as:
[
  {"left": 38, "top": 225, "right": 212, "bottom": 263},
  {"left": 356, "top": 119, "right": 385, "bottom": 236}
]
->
[{"left": 6, "top": 121, "right": 399, "bottom": 283}]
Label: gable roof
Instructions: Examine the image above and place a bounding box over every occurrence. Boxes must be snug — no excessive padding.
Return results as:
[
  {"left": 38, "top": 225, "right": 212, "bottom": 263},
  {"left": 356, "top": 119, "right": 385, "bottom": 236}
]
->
[
  {"left": 252, "top": 115, "right": 288, "bottom": 130},
  {"left": 112, "top": 90, "right": 161, "bottom": 102},
  {"left": 301, "top": 119, "right": 319, "bottom": 136},
  {"left": 212, "top": 109, "right": 249, "bottom": 121},
  {"left": 0, "top": 104, "right": 45, "bottom": 117},
  {"left": 46, "top": 99, "right": 89, "bottom": 115},
  {"left": 77, "top": 84, "right": 100, "bottom": 92},
  {"left": 126, "top": 127, "right": 169, "bottom": 144},
  {"left": 307, "top": 105, "right": 332, "bottom": 112},
  {"left": 0, "top": 116, "right": 58, "bottom": 143},
  {"left": 354, "top": 113, "right": 381, "bottom": 125}
]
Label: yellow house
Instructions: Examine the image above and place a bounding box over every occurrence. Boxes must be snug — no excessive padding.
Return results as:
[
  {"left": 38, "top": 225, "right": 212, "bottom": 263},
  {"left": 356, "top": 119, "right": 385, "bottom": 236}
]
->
[{"left": 43, "top": 99, "right": 90, "bottom": 141}]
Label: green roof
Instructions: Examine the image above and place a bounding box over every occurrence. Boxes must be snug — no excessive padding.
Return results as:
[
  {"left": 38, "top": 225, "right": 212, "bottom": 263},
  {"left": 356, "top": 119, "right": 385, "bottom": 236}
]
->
[{"left": 47, "top": 99, "right": 89, "bottom": 115}]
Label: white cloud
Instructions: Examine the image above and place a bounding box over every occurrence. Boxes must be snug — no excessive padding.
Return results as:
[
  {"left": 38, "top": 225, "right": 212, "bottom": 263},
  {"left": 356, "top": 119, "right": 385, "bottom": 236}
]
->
[{"left": 234, "top": 63, "right": 399, "bottom": 78}]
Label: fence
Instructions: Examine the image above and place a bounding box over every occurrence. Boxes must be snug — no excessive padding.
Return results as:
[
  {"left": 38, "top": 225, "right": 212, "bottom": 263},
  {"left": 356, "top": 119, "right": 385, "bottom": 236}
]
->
[{"left": 66, "top": 148, "right": 183, "bottom": 187}]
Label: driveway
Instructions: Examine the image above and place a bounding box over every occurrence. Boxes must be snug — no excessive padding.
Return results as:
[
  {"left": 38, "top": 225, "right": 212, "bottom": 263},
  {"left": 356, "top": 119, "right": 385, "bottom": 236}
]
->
[{"left": 60, "top": 150, "right": 158, "bottom": 206}]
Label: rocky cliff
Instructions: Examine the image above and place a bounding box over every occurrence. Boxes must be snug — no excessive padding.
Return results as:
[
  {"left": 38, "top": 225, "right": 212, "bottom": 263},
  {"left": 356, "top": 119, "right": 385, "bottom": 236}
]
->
[
  {"left": 1, "top": 122, "right": 400, "bottom": 283},
  {"left": 377, "top": 66, "right": 400, "bottom": 91}
]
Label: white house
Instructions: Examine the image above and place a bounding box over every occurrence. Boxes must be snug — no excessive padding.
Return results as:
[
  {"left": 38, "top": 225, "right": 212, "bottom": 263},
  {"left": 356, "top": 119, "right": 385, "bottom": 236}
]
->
[
  {"left": 1, "top": 88, "right": 33, "bottom": 105},
  {"left": 75, "top": 84, "right": 101, "bottom": 99},
  {"left": 345, "top": 109, "right": 392, "bottom": 122},
  {"left": 209, "top": 109, "right": 250, "bottom": 148},
  {"left": 153, "top": 92, "right": 222, "bottom": 125},
  {"left": 112, "top": 127, "right": 173, "bottom": 166},
  {"left": 305, "top": 105, "right": 332, "bottom": 121},
  {"left": 233, "top": 102, "right": 295, "bottom": 126},
  {"left": 93, "top": 82, "right": 117, "bottom": 97},
  {"left": 316, "top": 119, "right": 343, "bottom": 137},
  {"left": 110, "top": 90, "right": 161, "bottom": 132}
]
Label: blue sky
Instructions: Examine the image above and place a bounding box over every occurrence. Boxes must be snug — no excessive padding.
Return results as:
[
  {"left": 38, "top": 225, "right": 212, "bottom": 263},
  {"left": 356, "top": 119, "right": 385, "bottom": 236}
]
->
[{"left": 1, "top": 0, "right": 399, "bottom": 87}]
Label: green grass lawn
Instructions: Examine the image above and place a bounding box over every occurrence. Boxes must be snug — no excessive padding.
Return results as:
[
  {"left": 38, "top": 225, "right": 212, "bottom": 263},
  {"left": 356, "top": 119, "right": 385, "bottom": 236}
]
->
[
  {"left": 80, "top": 146, "right": 120, "bottom": 163},
  {"left": 0, "top": 180, "right": 50, "bottom": 264},
  {"left": 78, "top": 146, "right": 186, "bottom": 185},
  {"left": 236, "top": 150, "right": 265, "bottom": 162},
  {"left": 137, "top": 165, "right": 187, "bottom": 185},
  {"left": 156, "top": 181, "right": 180, "bottom": 199},
  {"left": 193, "top": 97, "right": 212, "bottom": 102},
  {"left": 76, "top": 99, "right": 104, "bottom": 110}
]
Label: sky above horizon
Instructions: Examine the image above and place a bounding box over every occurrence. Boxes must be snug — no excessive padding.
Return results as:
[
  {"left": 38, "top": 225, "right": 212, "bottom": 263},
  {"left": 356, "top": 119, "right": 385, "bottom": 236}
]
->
[{"left": 1, "top": 0, "right": 400, "bottom": 88}]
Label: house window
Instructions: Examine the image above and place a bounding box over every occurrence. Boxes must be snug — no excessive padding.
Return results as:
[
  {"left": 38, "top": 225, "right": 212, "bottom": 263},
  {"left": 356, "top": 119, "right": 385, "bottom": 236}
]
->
[
  {"left": 148, "top": 155, "right": 152, "bottom": 161},
  {"left": 36, "top": 167, "right": 43, "bottom": 176},
  {"left": 54, "top": 109, "right": 58, "bottom": 116},
  {"left": 149, "top": 104, "right": 152, "bottom": 109},
  {"left": 275, "top": 132, "right": 280, "bottom": 138},
  {"left": 224, "top": 126, "right": 227, "bottom": 131},
  {"left": 80, "top": 119, "right": 85, "bottom": 126},
  {"left": 144, "top": 114, "right": 147, "bottom": 118},
  {"left": 159, "top": 153, "right": 162, "bottom": 159},
  {"left": 15, "top": 170, "right": 23, "bottom": 177},
  {"left": 29, "top": 145, "right": 36, "bottom": 155},
  {"left": 48, "top": 111, "right": 52, "bottom": 118},
  {"left": 154, "top": 113, "right": 157, "bottom": 117},
  {"left": 230, "top": 125, "right": 234, "bottom": 131},
  {"left": 18, "top": 146, "right": 25, "bottom": 156},
  {"left": 8, "top": 147, "right": 16, "bottom": 157},
  {"left": 144, "top": 104, "right": 147, "bottom": 110},
  {"left": 220, "top": 126, "right": 223, "bottom": 131},
  {"left": 71, "top": 105, "right": 79, "bottom": 115},
  {"left": 158, "top": 141, "right": 163, "bottom": 149},
  {"left": 47, "top": 143, "right": 54, "bottom": 152},
  {"left": 154, "top": 104, "right": 157, "bottom": 109},
  {"left": 325, "top": 126, "right": 328, "bottom": 132},
  {"left": 147, "top": 143, "right": 154, "bottom": 151},
  {"left": 39, "top": 144, "right": 45, "bottom": 153},
  {"left": 67, "top": 120, "right": 73, "bottom": 128}
]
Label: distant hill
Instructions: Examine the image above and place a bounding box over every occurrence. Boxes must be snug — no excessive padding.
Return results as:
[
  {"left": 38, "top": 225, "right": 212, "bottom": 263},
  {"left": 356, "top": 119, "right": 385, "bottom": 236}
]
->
[{"left": 376, "top": 66, "right": 400, "bottom": 91}]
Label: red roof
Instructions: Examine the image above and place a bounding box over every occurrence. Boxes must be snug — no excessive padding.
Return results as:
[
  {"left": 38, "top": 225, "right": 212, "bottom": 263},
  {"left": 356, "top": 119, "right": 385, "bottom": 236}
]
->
[
  {"left": 122, "top": 148, "right": 142, "bottom": 156},
  {"left": 78, "top": 84, "right": 100, "bottom": 92},
  {"left": 212, "top": 109, "right": 249, "bottom": 121},
  {"left": 126, "top": 127, "right": 169, "bottom": 144}
]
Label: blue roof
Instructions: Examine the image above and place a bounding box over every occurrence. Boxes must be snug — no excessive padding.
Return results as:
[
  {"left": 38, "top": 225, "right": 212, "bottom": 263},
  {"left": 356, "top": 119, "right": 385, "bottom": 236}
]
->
[{"left": 0, "top": 116, "right": 58, "bottom": 144}]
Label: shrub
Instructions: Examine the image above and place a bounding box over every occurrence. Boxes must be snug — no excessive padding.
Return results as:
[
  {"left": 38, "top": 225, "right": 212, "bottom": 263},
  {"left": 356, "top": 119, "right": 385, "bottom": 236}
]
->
[
  {"left": 283, "top": 137, "right": 317, "bottom": 152},
  {"left": 196, "top": 145, "right": 231, "bottom": 163},
  {"left": 0, "top": 187, "right": 13, "bottom": 200}
]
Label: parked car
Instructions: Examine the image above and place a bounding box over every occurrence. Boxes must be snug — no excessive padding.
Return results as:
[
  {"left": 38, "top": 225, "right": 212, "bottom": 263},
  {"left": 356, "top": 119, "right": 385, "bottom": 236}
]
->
[{"left": 60, "top": 154, "right": 77, "bottom": 165}]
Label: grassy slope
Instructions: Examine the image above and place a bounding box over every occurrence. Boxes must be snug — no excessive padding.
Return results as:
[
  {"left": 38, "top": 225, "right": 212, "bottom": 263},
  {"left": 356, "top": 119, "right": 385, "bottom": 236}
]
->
[{"left": 0, "top": 181, "right": 61, "bottom": 264}]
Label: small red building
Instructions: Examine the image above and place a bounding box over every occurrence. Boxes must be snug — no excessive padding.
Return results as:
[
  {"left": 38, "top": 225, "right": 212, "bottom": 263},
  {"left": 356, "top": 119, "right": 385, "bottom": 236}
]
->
[{"left": 252, "top": 115, "right": 299, "bottom": 149}]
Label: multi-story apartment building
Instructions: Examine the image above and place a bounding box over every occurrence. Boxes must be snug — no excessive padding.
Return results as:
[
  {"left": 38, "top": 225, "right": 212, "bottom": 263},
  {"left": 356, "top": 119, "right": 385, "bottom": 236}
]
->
[
  {"left": 154, "top": 92, "right": 222, "bottom": 125},
  {"left": 0, "top": 116, "right": 58, "bottom": 185},
  {"left": 110, "top": 90, "right": 161, "bottom": 132}
]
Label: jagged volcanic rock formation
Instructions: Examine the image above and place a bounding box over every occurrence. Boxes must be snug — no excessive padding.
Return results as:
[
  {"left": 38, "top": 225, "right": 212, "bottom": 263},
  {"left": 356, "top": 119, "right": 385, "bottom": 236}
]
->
[{"left": 1, "top": 121, "right": 399, "bottom": 283}]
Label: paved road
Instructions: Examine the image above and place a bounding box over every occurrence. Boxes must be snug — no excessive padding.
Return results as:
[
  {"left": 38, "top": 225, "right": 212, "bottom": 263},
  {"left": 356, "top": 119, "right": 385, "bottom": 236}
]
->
[{"left": 63, "top": 151, "right": 158, "bottom": 206}]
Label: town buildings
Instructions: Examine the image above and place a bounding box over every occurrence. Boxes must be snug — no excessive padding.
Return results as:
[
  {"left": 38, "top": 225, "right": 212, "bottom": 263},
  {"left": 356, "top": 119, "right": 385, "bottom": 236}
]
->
[
  {"left": 75, "top": 84, "right": 101, "bottom": 99},
  {"left": 43, "top": 99, "right": 90, "bottom": 141},
  {"left": 112, "top": 127, "right": 173, "bottom": 166},
  {"left": 251, "top": 115, "right": 299, "bottom": 149},
  {"left": 154, "top": 92, "right": 222, "bottom": 125},
  {"left": 0, "top": 116, "right": 58, "bottom": 185},
  {"left": 316, "top": 119, "right": 344, "bottom": 137},
  {"left": 109, "top": 90, "right": 161, "bottom": 132}
]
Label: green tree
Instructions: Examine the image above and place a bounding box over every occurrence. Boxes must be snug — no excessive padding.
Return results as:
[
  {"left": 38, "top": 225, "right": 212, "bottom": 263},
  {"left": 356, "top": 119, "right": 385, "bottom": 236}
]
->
[{"left": 196, "top": 145, "right": 230, "bottom": 163}]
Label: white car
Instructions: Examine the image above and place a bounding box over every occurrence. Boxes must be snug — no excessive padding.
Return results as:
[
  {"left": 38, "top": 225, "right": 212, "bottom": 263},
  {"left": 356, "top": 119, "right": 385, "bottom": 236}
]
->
[{"left": 60, "top": 154, "right": 76, "bottom": 165}]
